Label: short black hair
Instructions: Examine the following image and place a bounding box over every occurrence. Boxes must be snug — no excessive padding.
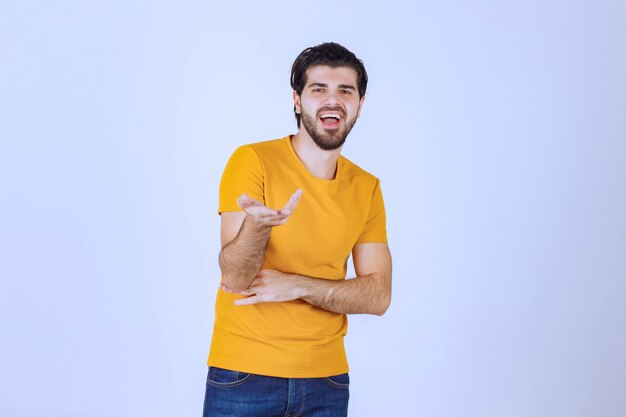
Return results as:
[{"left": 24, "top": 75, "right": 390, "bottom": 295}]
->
[{"left": 290, "top": 42, "right": 368, "bottom": 128}]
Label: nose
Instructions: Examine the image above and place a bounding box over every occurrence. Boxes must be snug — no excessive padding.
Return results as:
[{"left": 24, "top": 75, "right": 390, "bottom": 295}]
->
[{"left": 322, "top": 91, "right": 340, "bottom": 107}]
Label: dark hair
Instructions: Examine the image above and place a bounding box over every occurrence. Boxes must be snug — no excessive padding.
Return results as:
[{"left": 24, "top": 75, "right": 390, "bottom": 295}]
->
[{"left": 290, "top": 42, "right": 368, "bottom": 128}]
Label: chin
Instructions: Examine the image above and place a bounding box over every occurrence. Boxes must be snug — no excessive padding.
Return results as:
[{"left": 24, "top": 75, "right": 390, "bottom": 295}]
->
[{"left": 312, "top": 134, "right": 346, "bottom": 151}]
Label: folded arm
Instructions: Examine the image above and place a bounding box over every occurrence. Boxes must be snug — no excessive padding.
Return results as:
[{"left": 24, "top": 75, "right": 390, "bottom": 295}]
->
[{"left": 223, "top": 242, "right": 393, "bottom": 316}]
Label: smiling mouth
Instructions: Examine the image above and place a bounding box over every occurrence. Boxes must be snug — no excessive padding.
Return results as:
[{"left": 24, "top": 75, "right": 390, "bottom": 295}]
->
[{"left": 319, "top": 112, "right": 342, "bottom": 128}]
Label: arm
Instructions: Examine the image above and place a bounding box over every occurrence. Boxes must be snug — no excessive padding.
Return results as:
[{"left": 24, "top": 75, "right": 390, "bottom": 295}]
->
[
  {"left": 218, "top": 211, "right": 270, "bottom": 292},
  {"left": 225, "top": 242, "right": 392, "bottom": 316},
  {"left": 218, "top": 190, "right": 302, "bottom": 292},
  {"left": 301, "top": 242, "right": 392, "bottom": 315}
]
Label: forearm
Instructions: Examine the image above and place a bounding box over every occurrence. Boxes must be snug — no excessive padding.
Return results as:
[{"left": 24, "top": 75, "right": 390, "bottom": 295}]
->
[
  {"left": 296, "top": 272, "right": 392, "bottom": 316},
  {"left": 219, "top": 215, "right": 271, "bottom": 291}
]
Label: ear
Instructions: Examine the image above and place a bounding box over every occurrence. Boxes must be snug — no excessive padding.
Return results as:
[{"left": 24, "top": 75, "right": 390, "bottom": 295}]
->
[
  {"left": 357, "top": 94, "right": 366, "bottom": 118},
  {"left": 293, "top": 90, "right": 301, "bottom": 114}
]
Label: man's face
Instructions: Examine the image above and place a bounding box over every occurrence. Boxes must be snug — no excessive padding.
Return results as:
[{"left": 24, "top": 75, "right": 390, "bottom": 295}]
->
[{"left": 294, "top": 65, "right": 365, "bottom": 151}]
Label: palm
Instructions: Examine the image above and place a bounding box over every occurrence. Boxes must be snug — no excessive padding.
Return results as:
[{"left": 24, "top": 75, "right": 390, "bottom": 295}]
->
[{"left": 237, "top": 189, "right": 303, "bottom": 226}]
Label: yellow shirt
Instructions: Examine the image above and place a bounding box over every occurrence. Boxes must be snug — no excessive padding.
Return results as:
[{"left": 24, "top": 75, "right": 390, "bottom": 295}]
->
[{"left": 208, "top": 135, "right": 387, "bottom": 377}]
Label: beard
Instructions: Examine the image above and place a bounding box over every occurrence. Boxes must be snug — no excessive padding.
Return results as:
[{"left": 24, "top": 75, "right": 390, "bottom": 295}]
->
[{"left": 300, "top": 107, "right": 358, "bottom": 151}]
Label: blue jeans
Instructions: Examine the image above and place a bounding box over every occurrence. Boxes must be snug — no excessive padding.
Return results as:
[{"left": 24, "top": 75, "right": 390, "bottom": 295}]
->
[{"left": 202, "top": 366, "right": 350, "bottom": 416}]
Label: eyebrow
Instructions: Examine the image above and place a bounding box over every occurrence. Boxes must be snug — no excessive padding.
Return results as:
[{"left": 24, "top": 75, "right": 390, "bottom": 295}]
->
[{"left": 308, "top": 83, "right": 357, "bottom": 90}]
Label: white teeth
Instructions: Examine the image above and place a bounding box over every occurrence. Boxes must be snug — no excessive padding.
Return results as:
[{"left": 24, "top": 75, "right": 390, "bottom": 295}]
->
[{"left": 320, "top": 113, "right": 341, "bottom": 120}]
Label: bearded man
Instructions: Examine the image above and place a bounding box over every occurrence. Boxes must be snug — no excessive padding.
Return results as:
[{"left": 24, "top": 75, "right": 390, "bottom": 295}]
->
[{"left": 203, "top": 42, "right": 392, "bottom": 417}]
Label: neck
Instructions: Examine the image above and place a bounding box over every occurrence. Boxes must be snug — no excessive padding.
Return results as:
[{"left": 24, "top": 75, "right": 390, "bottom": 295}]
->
[{"left": 291, "top": 130, "right": 342, "bottom": 180}]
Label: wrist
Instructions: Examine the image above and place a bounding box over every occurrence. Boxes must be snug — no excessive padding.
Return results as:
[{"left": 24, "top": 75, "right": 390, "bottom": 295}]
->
[
  {"left": 244, "top": 213, "right": 272, "bottom": 232},
  {"left": 290, "top": 274, "right": 311, "bottom": 300},
  {"left": 296, "top": 275, "right": 335, "bottom": 304}
]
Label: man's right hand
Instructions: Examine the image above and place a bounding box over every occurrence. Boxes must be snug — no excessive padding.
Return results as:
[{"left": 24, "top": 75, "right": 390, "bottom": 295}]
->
[
  {"left": 219, "top": 189, "right": 303, "bottom": 291},
  {"left": 237, "top": 189, "right": 303, "bottom": 227}
]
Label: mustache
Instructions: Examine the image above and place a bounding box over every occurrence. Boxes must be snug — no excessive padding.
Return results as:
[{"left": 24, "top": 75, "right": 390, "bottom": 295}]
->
[{"left": 317, "top": 106, "right": 345, "bottom": 117}]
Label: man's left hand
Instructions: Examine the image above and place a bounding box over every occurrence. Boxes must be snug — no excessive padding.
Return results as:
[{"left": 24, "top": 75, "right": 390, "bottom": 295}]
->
[{"left": 221, "top": 269, "right": 304, "bottom": 306}]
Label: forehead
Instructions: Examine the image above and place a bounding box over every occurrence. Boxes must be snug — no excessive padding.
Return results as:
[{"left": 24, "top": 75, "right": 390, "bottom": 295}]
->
[{"left": 304, "top": 65, "right": 358, "bottom": 86}]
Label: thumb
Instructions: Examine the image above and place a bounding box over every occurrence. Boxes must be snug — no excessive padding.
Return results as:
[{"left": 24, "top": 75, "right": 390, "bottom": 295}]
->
[{"left": 237, "top": 193, "right": 251, "bottom": 208}]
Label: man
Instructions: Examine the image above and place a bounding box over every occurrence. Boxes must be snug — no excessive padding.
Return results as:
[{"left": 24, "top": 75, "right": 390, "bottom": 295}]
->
[{"left": 203, "top": 42, "right": 392, "bottom": 417}]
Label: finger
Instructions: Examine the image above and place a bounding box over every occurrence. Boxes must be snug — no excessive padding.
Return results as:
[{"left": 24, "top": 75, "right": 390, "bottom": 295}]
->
[
  {"left": 276, "top": 209, "right": 291, "bottom": 218},
  {"left": 237, "top": 193, "right": 263, "bottom": 209},
  {"left": 249, "top": 211, "right": 290, "bottom": 225},
  {"left": 281, "top": 189, "right": 303, "bottom": 213},
  {"left": 243, "top": 205, "right": 279, "bottom": 217},
  {"left": 280, "top": 189, "right": 303, "bottom": 214},
  {"left": 264, "top": 216, "right": 291, "bottom": 227},
  {"left": 235, "top": 295, "right": 262, "bottom": 306},
  {"left": 265, "top": 212, "right": 290, "bottom": 223}
]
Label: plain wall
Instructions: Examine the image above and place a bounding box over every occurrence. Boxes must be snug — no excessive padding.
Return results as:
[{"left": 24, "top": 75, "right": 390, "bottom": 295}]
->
[{"left": 1, "top": 1, "right": 625, "bottom": 416}]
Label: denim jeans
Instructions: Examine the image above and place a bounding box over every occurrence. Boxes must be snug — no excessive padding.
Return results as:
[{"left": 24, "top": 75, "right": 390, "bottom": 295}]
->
[{"left": 202, "top": 366, "right": 350, "bottom": 417}]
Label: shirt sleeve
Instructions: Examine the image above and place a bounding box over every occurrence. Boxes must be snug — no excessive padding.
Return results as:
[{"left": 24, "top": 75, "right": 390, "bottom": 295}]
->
[
  {"left": 355, "top": 178, "right": 388, "bottom": 244},
  {"left": 218, "top": 145, "right": 265, "bottom": 214}
]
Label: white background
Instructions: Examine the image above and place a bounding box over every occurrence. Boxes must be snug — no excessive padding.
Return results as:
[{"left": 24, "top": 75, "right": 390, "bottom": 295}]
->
[{"left": 1, "top": 1, "right": 625, "bottom": 416}]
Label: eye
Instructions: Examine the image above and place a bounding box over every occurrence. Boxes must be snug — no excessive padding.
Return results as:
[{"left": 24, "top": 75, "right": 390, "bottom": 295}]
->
[
  {"left": 341, "top": 89, "right": 352, "bottom": 95},
  {"left": 312, "top": 88, "right": 324, "bottom": 93}
]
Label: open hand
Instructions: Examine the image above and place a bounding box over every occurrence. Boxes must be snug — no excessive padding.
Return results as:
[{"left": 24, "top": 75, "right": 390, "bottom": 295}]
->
[{"left": 237, "top": 189, "right": 303, "bottom": 227}]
